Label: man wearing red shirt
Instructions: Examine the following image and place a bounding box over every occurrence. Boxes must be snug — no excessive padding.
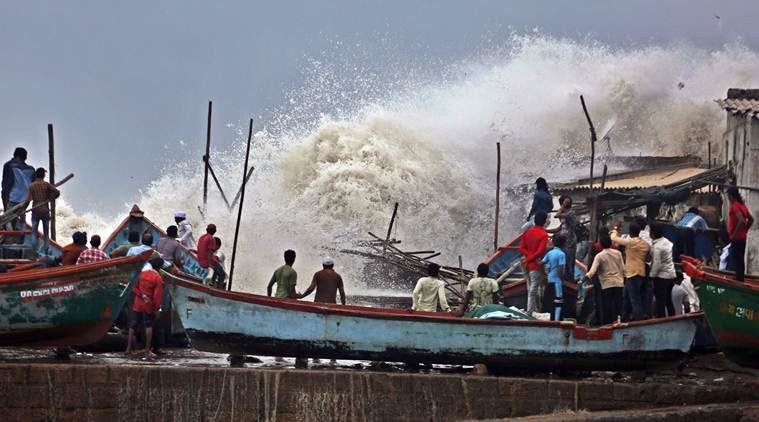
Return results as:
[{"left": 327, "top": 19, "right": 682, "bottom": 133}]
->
[
  {"left": 519, "top": 211, "right": 549, "bottom": 315},
  {"left": 196, "top": 224, "right": 217, "bottom": 270},
  {"left": 727, "top": 186, "right": 754, "bottom": 281},
  {"left": 125, "top": 257, "right": 164, "bottom": 359}
]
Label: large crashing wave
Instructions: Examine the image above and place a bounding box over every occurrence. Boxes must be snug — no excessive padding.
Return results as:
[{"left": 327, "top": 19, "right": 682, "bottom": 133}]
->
[{"left": 56, "top": 34, "right": 759, "bottom": 292}]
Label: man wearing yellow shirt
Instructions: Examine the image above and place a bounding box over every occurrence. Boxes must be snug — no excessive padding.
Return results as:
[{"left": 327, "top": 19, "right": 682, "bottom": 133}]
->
[
  {"left": 610, "top": 222, "right": 651, "bottom": 321},
  {"left": 412, "top": 263, "right": 451, "bottom": 313}
]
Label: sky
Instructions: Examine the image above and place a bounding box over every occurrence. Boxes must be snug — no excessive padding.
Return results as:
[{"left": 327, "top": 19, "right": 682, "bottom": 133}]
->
[{"left": 1, "top": 0, "right": 758, "bottom": 217}]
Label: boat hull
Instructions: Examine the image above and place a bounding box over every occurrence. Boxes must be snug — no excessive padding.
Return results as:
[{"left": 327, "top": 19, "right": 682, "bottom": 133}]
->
[
  {"left": 166, "top": 273, "right": 699, "bottom": 370},
  {"left": 695, "top": 277, "right": 759, "bottom": 367},
  {"left": 0, "top": 256, "right": 146, "bottom": 347}
]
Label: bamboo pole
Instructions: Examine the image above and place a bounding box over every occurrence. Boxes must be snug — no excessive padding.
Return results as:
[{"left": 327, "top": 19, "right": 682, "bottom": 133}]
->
[
  {"left": 205, "top": 162, "right": 231, "bottom": 209},
  {"left": 580, "top": 95, "right": 599, "bottom": 253},
  {"left": 580, "top": 95, "right": 598, "bottom": 190},
  {"left": 494, "top": 142, "right": 501, "bottom": 251},
  {"left": 228, "top": 167, "right": 255, "bottom": 210},
  {"left": 383, "top": 202, "right": 399, "bottom": 254},
  {"left": 203, "top": 101, "right": 212, "bottom": 210},
  {"left": 228, "top": 118, "right": 253, "bottom": 291},
  {"left": 47, "top": 124, "right": 56, "bottom": 241}
]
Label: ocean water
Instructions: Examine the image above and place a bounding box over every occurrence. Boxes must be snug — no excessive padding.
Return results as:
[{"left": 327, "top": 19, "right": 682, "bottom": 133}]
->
[{"left": 54, "top": 34, "right": 759, "bottom": 293}]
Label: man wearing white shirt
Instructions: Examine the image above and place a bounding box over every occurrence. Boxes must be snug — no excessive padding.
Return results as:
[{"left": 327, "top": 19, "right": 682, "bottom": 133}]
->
[{"left": 649, "top": 224, "right": 676, "bottom": 317}]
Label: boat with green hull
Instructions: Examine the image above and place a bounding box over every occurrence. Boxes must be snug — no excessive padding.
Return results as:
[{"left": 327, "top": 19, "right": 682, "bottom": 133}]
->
[
  {"left": 684, "top": 260, "right": 759, "bottom": 367},
  {"left": 0, "top": 252, "right": 149, "bottom": 347}
]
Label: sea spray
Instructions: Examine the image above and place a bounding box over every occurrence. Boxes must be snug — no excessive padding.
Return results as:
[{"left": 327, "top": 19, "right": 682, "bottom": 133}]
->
[{"left": 54, "top": 34, "right": 759, "bottom": 294}]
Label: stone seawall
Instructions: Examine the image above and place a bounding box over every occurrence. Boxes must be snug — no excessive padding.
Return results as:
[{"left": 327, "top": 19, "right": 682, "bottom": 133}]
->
[{"left": 2, "top": 364, "right": 759, "bottom": 422}]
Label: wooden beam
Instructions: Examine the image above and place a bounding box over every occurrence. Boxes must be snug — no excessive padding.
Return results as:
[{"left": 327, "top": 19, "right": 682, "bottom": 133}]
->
[
  {"left": 47, "top": 124, "right": 56, "bottom": 241},
  {"left": 205, "top": 162, "right": 231, "bottom": 209},
  {"left": 228, "top": 167, "right": 255, "bottom": 210},
  {"left": 383, "top": 202, "right": 399, "bottom": 254},
  {"left": 228, "top": 118, "right": 253, "bottom": 291}
]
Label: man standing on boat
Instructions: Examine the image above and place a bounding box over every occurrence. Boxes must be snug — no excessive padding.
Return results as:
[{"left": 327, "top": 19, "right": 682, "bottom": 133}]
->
[
  {"left": 583, "top": 234, "right": 625, "bottom": 324},
  {"left": 76, "top": 235, "right": 109, "bottom": 264},
  {"left": 25, "top": 167, "right": 59, "bottom": 256},
  {"left": 2, "top": 147, "right": 35, "bottom": 228},
  {"left": 523, "top": 177, "right": 552, "bottom": 231},
  {"left": 554, "top": 195, "right": 577, "bottom": 283},
  {"left": 196, "top": 224, "right": 218, "bottom": 284},
  {"left": 649, "top": 224, "right": 676, "bottom": 318},
  {"left": 675, "top": 207, "right": 709, "bottom": 260},
  {"left": 174, "top": 211, "right": 196, "bottom": 250},
  {"left": 300, "top": 256, "right": 346, "bottom": 304},
  {"left": 267, "top": 249, "right": 299, "bottom": 299},
  {"left": 412, "top": 263, "right": 451, "bottom": 313},
  {"left": 611, "top": 222, "right": 651, "bottom": 321},
  {"left": 519, "top": 211, "right": 549, "bottom": 316},
  {"left": 458, "top": 262, "right": 499, "bottom": 315},
  {"left": 542, "top": 235, "right": 566, "bottom": 321},
  {"left": 727, "top": 186, "right": 753, "bottom": 282}
]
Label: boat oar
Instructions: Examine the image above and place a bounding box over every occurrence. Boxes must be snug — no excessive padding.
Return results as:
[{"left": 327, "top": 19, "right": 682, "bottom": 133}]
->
[{"left": 0, "top": 173, "right": 74, "bottom": 226}]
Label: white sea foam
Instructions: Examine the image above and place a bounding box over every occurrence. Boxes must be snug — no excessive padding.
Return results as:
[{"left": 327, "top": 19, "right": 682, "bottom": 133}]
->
[{"left": 55, "top": 34, "right": 759, "bottom": 293}]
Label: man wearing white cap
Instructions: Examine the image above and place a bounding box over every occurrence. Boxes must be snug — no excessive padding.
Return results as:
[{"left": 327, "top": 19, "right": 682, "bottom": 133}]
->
[
  {"left": 174, "top": 211, "right": 196, "bottom": 250},
  {"left": 299, "top": 256, "right": 346, "bottom": 305}
]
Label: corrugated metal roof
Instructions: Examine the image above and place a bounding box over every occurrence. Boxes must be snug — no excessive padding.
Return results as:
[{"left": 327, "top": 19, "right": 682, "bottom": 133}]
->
[
  {"left": 555, "top": 166, "right": 710, "bottom": 192},
  {"left": 715, "top": 98, "right": 759, "bottom": 116}
]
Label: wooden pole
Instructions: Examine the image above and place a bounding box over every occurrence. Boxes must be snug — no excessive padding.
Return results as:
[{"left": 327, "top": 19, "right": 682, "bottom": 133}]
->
[
  {"left": 384, "top": 202, "right": 399, "bottom": 254},
  {"left": 203, "top": 101, "right": 212, "bottom": 210},
  {"left": 580, "top": 95, "right": 598, "bottom": 190},
  {"left": 708, "top": 142, "right": 712, "bottom": 169},
  {"left": 206, "top": 162, "right": 231, "bottom": 209},
  {"left": 47, "top": 124, "right": 56, "bottom": 241},
  {"left": 494, "top": 142, "right": 501, "bottom": 251},
  {"left": 228, "top": 167, "right": 256, "bottom": 210},
  {"left": 580, "top": 95, "right": 599, "bottom": 258},
  {"left": 227, "top": 118, "right": 253, "bottom": 291}
]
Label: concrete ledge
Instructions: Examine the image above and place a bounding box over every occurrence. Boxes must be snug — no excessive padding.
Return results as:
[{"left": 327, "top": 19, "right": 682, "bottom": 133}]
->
[
  {"left": 1, "top": 364, "right": 759, "bottom": 421},
  {"left": 495, "top": 402, "right": 759, "bottom": 422}
]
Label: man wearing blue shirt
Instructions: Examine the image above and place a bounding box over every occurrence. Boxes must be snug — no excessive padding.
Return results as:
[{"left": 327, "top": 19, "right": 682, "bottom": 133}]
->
[
  {"left": 1, "top": 147, "right": 35, "bottom": 228},
  {"left": 675, "top": 207, "right": 709, "bottom": 259},
  {"left": 541, "top": 234, "right": 566, "bottom": 321}
]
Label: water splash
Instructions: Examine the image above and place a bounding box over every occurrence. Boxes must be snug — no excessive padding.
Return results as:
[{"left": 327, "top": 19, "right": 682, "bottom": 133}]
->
[{"left": 56, "top": 33, "right": 759, "bottom": 293}]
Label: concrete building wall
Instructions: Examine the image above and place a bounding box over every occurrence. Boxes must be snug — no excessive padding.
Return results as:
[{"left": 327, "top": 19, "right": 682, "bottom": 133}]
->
[{"left": 724, "top": 110, "right": 759, "bottom": 274}]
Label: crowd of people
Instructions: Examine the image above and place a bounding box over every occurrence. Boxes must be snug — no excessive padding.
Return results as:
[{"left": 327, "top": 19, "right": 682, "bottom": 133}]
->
[{"left": 515, "top": 177, "right": 755, "bottom": 324}]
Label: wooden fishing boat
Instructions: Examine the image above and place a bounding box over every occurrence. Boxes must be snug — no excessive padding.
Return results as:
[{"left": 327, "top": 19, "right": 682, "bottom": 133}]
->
[
  {"left": 102, "top": 205, "right": 208, "bottom": 280},
  {"left": 683, "top": 260, "right": 759, "bottom": 367},
  {"left": 164, "top": 271, "right": 700, "bottom": 370},
  {"left": 0, "top": 252, "right": 149, "bottom": 347}
]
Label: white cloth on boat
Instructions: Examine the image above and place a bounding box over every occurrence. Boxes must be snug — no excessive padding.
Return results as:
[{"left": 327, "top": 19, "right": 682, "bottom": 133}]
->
[
  {"left": 720, "top": 244, "right": 731, "bottom": 271},
  {"left": 412, "top": 277, "right": 450, "bottom": 313},
  {"left": 680, "top": 274, "right": 700, "bottom": 312},
  {"left": 671, "top": 283, "right": 688, "bottom": 315}
]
